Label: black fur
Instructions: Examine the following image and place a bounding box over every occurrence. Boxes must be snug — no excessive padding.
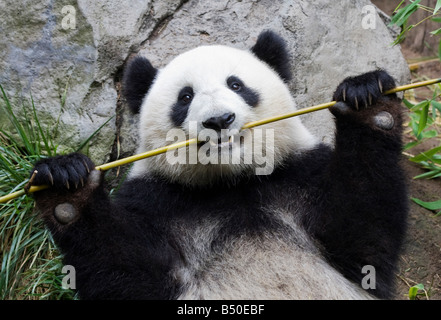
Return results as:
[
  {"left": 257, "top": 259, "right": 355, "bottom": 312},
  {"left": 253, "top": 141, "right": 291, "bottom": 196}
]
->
[
  {"left": 251, "top": 30, "right": 292, "bottom": 82},
  {"left": 31, "top": 52, "right": 408, "bottom": 299},
  {"left": 170, "top": 86, "right": 194, "bottom": 127},
  {"left": 122, "top": 56, "right": 158, "bottom": 114},
  {"left": 202, "top": 112, "right": 236, "bottom": 131},
  {"left": 332, "top": 70, "right": 397, "bottom": 110},
  {"left": 227, "top": 75, "right": 260, "bottom": 107},
  {"left": 31, "top": 153, "right": 95, "bottom": 189}
]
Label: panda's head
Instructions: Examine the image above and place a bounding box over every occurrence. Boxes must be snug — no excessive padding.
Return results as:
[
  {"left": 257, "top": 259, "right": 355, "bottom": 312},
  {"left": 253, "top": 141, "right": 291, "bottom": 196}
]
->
[{"left": 123, "top": 31, "right": 317, "bottom": 186}]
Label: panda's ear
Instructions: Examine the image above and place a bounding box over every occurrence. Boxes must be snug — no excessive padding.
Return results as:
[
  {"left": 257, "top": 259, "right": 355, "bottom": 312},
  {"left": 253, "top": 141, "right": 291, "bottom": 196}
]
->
[
  {"left": 251, "top": 30, "right": 292, "bottom": 82},
  {"left": 122, "top": 56, "right": 158, "bottom": 113}
]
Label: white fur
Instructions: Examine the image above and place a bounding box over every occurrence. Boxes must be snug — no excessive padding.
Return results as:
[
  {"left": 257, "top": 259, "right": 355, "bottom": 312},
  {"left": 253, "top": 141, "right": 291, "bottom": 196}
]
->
[
  {"left": 129, "top": 45, "right": 317, "bottom": 185},
  {"left": 173, "top": 206, "right": 374, "bottom": 300},
  {"left": 126, "top": 43, "right": 375, "bottom": 299}
]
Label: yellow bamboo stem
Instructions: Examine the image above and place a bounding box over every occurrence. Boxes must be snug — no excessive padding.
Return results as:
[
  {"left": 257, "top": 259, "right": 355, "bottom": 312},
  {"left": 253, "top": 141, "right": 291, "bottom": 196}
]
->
[{"left": 1, "top": 77, "right": 440, "bottom": 203}]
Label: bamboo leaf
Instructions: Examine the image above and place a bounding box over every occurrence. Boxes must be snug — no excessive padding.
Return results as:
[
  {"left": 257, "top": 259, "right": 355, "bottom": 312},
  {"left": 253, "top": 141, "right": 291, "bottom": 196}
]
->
[
  {"left": 410, "top": 145, "right": 441, "bottom": 162},
  {"left": 413, "top": 170, "right": 440, "bottom": 179},
  {"left": 404, "top": 141, "right": 420, "bottom": 150},
  {"left": 390, "top": 0, "right": 421, "bottom": 27},
  {"left": 412, "top": 198, "right": 441, "bottom": 210},
  {"left": 410, "top": 99, "right": 430, "bottom": 111},
  {"left": 431, "top": 27, "right": 441, "bottom": 35},
  {"left": 75, "top": 115, "right": 115, "bottom": 153},
  {"left": 403, "top": 98, "right": 415, "bottom": 109},
  {"left": 408, "top": 283, "right": 425, "bottom": 300},
  {"left": 435, "top": 0, "right": 441, "bottom": 15},
  {"left": 417, "top": 101, "right": 430, "bottom": 136},
  {"left": 432, "top": 100, "right": 441, "bottom": 113},
  {"left": 408, "top": 286, "right": 418, "bottom": 300},
  {"left": 439, "top": 38, "right": 441, "bottom": 61}
]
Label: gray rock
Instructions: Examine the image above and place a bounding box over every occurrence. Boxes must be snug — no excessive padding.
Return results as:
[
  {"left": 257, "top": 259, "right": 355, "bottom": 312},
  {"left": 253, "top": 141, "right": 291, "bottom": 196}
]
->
[
  {"left": 0, "top": 0, "right": 410, "bottom": 168},
  {"left": 134, "top": 0, "right": 410, "bottom": 146},
  {"left": 0, "top": 0, "right": 183, "bottom": 163}
]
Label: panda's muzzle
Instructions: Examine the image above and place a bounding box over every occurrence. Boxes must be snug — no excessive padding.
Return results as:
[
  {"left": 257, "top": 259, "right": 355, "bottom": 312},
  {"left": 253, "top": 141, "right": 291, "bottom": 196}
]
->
[
  {"left": 200, "top": 112, "right": 238, "bottom": 148},
  {"left": 202, "top": 112, "right": 236, "bottom": 131}
]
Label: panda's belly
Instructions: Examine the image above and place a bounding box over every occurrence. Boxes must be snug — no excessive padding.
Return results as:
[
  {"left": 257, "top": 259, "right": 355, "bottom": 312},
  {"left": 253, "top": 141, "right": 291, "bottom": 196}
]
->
[{"left": 172, "top": 213, "right": 374, "bottom": 300}]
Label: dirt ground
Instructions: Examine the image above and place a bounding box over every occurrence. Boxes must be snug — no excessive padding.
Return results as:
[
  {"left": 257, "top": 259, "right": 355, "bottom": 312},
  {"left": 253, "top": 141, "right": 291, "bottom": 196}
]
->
[
  {"left": 396, "top": 160, "right": 441, "bottom": 300},
  {"left": 367, "top": 0, "right": 441, "bottom": 301},
  {"left": 393, "top": 55, "right": 441, "bottom": 300}
]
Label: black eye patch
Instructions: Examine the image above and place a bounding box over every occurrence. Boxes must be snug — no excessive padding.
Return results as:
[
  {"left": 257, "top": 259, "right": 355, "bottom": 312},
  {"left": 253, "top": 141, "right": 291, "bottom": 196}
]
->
[
  {"left": 226, "top": 76, "right": 260, "bottom": 107},
  {"left": 170, "top": 86, "right": 193, "bottom": 127}
]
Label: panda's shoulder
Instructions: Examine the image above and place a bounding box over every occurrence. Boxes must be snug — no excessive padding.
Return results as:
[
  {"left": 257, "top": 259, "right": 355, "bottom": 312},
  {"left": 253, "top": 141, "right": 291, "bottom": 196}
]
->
[{"left": 272, "top": 143, "right": 332, "bottom": 182}]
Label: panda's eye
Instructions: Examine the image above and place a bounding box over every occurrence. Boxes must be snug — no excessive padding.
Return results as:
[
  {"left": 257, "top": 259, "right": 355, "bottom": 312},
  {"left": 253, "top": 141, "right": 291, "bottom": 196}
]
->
[
  {"left": 180, "top": 94, "right": 193, "bottom": 104},
  {"left": 227, "top": 76, "right": 244, "bottom": 92},
  {"left": 178, "top": 87, "right": 194, "bottom": 105},
  {"left": 230, "top": 82, "right": 241, "bottom": 91}
]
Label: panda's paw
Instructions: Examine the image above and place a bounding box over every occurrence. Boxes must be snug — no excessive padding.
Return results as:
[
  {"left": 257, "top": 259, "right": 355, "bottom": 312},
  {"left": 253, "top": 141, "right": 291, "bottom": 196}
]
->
[
  {"left": 31, "top": 153, "right": 95, "bottom": 190},
  {"left": 30, "top": 153, "right": 102, "bottom": 226},
  {"left": 332, "top": 70, "right": 396, "bottom": 111}
]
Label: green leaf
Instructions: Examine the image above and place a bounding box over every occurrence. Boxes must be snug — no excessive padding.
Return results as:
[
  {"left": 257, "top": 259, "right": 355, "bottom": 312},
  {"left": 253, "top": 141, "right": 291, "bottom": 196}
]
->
[
  {"left": 410, "top": 145, "right": 441, "bottom": 162},
  {"left": 435, "top": 0, "right": 441, "bottom": 15},
  {"left": 404, "top": 141, "right": 420, "bottom": 150},
  {"left": 409, "top": 286, "right": 418, "bottom": 300},
  {"left": 410, "top": 99, "right": 430, "bottom": 111},
  {"left": 412, "top": 198, "right": 441, "bottom": 210},
  {"left": 390, "top": 0, "right": 421, "bottom": 27},
  {"left": 431, "top": 27, "right": 441, "bottom": 35},
  {"left": 414, "top": 170, "right": 441, "bottom": 179},
  {"left": 432, "top": 16, "right": 441, "bottom": 23},
  {"left": 439, "top": 38, "right": 441, "bottom": 61},
  {"left": 75, "top": 115, "right": 115, "bottom": 153},
  {"left": 432, "top": 100, "right": 441, "bottom": 112},
  {"left": 417, "top": 101, "right": 430, "bottom": 136},
  {"left": 408, "top": 284, "right": 424, "bottom": 300},
  {"left": 421, "top": 130, "right": 438, "bottom": 139},
  {"left": 403, "top": 98, "right": 415, "bottom": 109}
]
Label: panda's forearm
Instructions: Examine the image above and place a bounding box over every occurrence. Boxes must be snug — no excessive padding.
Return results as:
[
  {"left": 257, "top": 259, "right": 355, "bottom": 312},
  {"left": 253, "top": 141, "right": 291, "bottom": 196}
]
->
[
  {"left": 40, "top": 191, "right": 179, "bottom": 299},
  {"left": 305, "top": 104, "right": 408, "bottom": 298}
]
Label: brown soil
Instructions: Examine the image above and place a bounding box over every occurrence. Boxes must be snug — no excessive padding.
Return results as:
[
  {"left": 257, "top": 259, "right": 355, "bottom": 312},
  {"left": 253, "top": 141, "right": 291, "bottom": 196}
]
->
[
  {"left": 368, "top": 0, "right": 441, "bottom": 300},
  {"left": 396, "top": 160, "right": 441, "bottom": 300},
  {"left": 393, "top": 53, "right": 441, "bottom": 300}
]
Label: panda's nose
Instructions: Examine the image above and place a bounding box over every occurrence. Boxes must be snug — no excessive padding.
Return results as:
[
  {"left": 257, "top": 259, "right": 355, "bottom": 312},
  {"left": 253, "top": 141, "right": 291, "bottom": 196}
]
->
[{"left": 202, "top": 112, "right": 236, "bottom": 131}]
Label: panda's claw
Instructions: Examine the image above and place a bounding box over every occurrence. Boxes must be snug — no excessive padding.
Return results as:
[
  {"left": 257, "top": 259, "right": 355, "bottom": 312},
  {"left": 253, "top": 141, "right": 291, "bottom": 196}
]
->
[
  {"left": 354, "top": 97, "right": 359, "bottom": 111},
  {"left": 82, "top": 159, "right": 91, "bottom": 173},
  {"left": 48, "top": 171, "right": 54, "bottom": 186},
  {"left": 30, "top": 153, "right": 95, "bottom": 191},
  {"left": 332, "top": 70, "right": 396, "bottom": 112}
]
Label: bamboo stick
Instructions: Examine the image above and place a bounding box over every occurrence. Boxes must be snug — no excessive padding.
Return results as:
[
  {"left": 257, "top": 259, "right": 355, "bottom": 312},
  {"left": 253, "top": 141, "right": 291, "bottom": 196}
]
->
[{"left": 1, "top": 77, "right": 440, "bottom": 203}]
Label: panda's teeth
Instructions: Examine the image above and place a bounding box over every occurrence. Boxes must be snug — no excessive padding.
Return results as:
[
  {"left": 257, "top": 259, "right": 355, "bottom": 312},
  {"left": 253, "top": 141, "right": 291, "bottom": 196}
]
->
[{"left": 205, "top": 136, "right": 235, "bottom": 147}]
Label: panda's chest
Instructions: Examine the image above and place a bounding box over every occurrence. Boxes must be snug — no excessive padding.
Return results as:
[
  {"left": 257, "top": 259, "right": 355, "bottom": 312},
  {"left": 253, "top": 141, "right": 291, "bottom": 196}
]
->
[
  {"left": 171, "top": 209, "right": 303, "bottom": 298},
  {"left": 170, "top": 205, "right": 373, "bottom": 300}
]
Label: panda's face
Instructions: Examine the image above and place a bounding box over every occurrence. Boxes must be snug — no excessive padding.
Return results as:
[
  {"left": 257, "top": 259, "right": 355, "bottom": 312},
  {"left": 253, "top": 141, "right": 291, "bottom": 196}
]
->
[{"left": 127, "top": 37, "right": 317, "bottom": 185}]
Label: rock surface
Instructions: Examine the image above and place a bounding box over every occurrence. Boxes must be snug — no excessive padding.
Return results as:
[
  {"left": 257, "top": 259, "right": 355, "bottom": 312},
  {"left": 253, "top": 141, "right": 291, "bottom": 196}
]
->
[{"left": 0, "top": 0, "right": 410, "bottom": 164}]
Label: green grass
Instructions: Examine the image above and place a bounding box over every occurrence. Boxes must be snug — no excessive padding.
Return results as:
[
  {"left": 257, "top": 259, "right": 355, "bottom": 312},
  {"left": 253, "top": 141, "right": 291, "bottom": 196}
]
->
[
  {"left": 0, "top": 84, "right": 115, "bottom": 299},
  {"left": 0, "top": 79, "right": 119, "bottom": 299},
  {"left": 0, "top": 85, "right": 77, "bottom": 299}
]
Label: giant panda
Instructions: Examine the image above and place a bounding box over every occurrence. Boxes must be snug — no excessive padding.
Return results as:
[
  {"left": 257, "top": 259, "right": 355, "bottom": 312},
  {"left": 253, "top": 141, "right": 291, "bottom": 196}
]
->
[{"left": 31, "top": 30, "right": 408, "bottom": 300}]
